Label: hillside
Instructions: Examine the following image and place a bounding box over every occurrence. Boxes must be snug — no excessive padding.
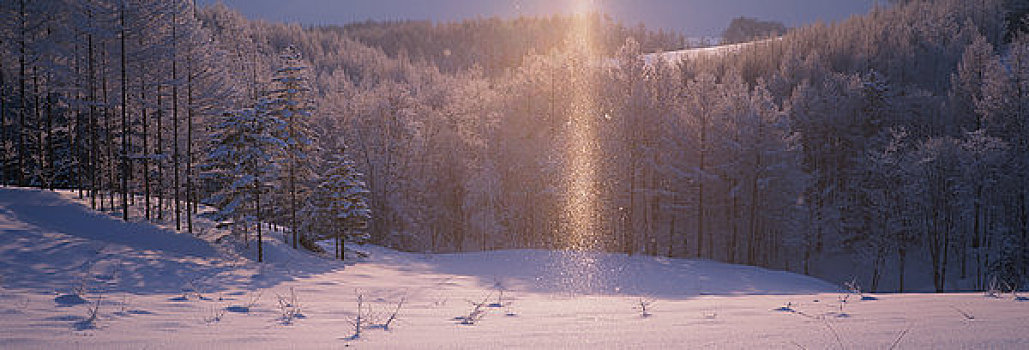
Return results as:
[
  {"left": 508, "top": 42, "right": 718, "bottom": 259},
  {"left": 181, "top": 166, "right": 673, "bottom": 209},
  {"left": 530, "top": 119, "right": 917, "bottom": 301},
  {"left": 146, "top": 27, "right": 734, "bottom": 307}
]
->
[
  {"left": 1, "top": 188, "right": 1027, "bottom": 348},
  {"left": 642, "top": 38, "right": 780, "bottom": 65}
]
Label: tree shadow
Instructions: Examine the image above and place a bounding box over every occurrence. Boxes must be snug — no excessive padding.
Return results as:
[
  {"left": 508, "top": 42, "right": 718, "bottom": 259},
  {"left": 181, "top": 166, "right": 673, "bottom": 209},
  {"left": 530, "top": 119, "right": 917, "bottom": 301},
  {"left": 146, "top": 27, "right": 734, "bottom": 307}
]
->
[{"left": 0, "top": 188, "right": 342, "bottom": 295}]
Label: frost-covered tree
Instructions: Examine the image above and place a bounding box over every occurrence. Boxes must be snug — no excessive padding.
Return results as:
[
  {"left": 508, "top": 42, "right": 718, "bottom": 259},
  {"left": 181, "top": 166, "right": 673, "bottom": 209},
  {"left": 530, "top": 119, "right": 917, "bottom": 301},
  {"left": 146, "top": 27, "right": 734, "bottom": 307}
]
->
[
  {"left": 1, "top": 0, "right": 1025, "bottom": 291},
  {"left": 682, "top": 73, "right": 719, "bottom": 259},
  {"left": 301, "top": 154, "right": 371, "bottom": 260},
  {"left": 740, "top": 81, "right": 809, "bottom": 268},
  {"left": 264, "top": 46, "right": 317, "bottom": 249},
  {"left": 1010, "top": 34, "right": 1029, "bottom": 280},
  {"left": 916, "top": 136, "right": 967, "bottom": 292},
  {"left": 202, "top": 106, "right": 284, "bottom": 262},
  {"left": 950, "top": 32, "right": 995, "bottom": 134},
  {"left": 959, "top": 129, "right": 1009, "bottom": 289}
]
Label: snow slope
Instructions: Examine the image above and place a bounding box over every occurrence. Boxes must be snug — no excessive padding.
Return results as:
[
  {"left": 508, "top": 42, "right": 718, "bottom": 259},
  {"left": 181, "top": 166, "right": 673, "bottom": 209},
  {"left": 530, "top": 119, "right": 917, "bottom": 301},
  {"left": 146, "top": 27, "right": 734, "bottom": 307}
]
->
[
  {"left": 642, "top": 38, "right": 781, "bottom": 65},
  {"left": 1, "top": 187, "right": 1027, "bottom": 349}
]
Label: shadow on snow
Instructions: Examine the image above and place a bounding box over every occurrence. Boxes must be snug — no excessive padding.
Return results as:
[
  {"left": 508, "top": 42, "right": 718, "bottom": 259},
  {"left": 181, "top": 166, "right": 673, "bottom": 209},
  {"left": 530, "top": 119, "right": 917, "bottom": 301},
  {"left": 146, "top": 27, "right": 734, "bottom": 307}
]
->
[{"left": 0, "top": 188, "right": 341, "bottom": 295}]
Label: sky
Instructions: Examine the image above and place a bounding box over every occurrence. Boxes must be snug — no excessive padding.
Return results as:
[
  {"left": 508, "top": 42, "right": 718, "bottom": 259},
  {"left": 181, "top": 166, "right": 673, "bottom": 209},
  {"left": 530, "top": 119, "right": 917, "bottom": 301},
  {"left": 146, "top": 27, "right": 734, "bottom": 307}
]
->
[{"left": 196, "top": 0, "right": 877, "bottom": 37}]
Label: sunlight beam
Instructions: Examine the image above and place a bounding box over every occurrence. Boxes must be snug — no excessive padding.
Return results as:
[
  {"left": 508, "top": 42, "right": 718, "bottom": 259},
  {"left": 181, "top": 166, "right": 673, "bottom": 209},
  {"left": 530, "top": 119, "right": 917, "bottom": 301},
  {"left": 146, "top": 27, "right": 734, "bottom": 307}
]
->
[{"left": 563, "top": 0, "right": 599, "bottom": 253}]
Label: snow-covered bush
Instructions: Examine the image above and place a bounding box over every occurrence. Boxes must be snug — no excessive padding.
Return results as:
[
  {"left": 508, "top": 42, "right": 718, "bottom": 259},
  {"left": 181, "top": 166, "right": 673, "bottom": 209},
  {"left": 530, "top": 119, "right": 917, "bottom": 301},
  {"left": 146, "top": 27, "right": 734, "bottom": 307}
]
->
[
  {"left": 346, "top": 293, "right": 368, "bottom": 339},
  {"left": 635, "top": 298, "right": 654, "bottom": 318},
  {"left": 456, "top": 292, "right": 493, "bottom": 325},
  {"left": 276, "top": 287, "right": 304, "bottom": 325},
  {"left": 75, "top": 293, "right": 103, "bottom": 331}
]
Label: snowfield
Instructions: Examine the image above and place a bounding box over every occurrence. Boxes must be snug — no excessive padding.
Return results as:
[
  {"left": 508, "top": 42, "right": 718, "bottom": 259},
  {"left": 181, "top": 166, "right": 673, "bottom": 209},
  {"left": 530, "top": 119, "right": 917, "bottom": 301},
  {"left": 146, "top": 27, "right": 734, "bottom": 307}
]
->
[
  {"left": 642, "top": 38, "right": 781, "bottom": 66},
  {"left": 0, "top": 188, "right": 1027, "bottom": 349}
]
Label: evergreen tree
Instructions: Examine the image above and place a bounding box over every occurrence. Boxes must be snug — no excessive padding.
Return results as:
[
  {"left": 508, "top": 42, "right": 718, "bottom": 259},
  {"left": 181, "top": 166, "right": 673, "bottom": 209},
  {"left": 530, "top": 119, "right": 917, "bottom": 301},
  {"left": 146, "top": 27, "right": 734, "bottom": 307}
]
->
[
  {"left": 301, "top": 155, "right": 371, "bottom": 260},
  {"left": 202, "top": 106, "right": 283, "bottom": 262},
  {"left": 265, "top": 46, "right": 316, "bottom": 250}
]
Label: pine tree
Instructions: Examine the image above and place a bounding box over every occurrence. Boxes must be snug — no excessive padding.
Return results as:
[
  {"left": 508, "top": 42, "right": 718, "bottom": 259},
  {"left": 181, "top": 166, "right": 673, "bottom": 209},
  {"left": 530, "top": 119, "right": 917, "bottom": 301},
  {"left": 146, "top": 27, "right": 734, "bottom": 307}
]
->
[
  {"left": 202, "top": 106, "right": 283, "bottom": 262},
  {"left": 301, "top": 155, "right": 371, "bottom": 260},
  {"left": 265, "top": 46, "right": 316, "bottom": 250}
]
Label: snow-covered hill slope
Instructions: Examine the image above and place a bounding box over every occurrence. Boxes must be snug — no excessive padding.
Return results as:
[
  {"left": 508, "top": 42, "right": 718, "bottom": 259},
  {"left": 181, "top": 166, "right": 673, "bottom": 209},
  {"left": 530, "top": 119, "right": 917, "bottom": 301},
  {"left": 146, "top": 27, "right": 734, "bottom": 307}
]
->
[
  {"left": 643, "top": 38, "right": 781, "bottom": 65},
  {"left": 1, "top": 187, "right": 1027, "bottom": 349}
]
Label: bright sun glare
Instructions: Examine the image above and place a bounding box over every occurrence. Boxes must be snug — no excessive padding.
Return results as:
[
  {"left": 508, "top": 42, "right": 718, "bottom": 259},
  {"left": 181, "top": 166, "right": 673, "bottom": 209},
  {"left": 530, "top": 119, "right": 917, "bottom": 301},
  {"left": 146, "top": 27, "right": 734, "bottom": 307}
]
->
[
  {"left": 553, "top": 0, "right": 606, "bottom": 293},
  {"left": 564, "top": 0, "right": 598, "bottom": 252}
]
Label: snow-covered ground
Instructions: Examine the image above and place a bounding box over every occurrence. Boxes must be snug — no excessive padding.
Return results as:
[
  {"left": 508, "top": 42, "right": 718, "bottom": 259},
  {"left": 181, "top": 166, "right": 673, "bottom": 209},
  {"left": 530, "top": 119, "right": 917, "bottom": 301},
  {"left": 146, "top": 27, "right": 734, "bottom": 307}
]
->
[
  {"left": 0, "top": 187, "right": 1027, "bottom": 349},
  {"left": 642, "top": 38, "right": 781, "bottom": 65}
]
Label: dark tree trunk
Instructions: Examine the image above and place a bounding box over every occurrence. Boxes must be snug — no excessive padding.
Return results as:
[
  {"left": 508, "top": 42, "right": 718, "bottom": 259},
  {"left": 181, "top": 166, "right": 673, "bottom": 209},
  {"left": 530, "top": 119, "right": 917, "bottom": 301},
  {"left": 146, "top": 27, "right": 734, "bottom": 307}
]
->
[
  {"left": 667, "top": 214, "right": 675, "bottom": 257},
  {"left": 140, "top": 36, "right": 150, "bottom": 221},
  {"left": 257, "top": 189, "right": 263, "bottom": 262},
  {"left": 33, "top": 68, "right": 42, "bottom": 188},
  {"left": 172, "top": 13, "right": 181, "bottom": 231},
  {"left": 17, "top": 0, "right": 27, "bottom": 187},
  {"left": 729, "top": 180, "right": 738, "bottom": 264},
  {"left": 103, "top": 44, "right": 114, "bottom": 211},
  {"left": 898, "top": 247, "right": 907, "bottom": 292},
  {"left": 291, "top": 157, "right": 297, "bottom": 249},
  {"left": 1022, "top": 186, "right": 1027, "bottom": 278},
  {"left": 120, "top": 4, "right": 129, "bottom": 221},
  {"left": 73, "top": 38, "right": 82, "bottom": 197},
  {"left": 871, "top": 247, "right": 884, "bottom": 293},
  {"left": 88, "top": 28, "right": 97, "bottom": 209},
  {"left": 289, "top": 92, "right": 298, "bottom": 249},
  {"left": 45, "top": 28, "right": 54, "bottom": 191},
  {"left": 697, "top": 107, "right": 706, "bottom": 258},
  {"left": 186, "top": 53, "right": 194, "bottom": 234},
  {"left": 45, "top": 84, "right": 53, "bottom": 191},
  {"left": 747, "top": 174, "right": 761, "bottom": 265},
  {"left": 626, "top": 113, "right": 637, "bottom": 255},
  {"left": 1, "top": 43, "right": 6, "bottom": 187},
  {"left": 156, "top": 84, "right": 163, "bottom": 221}
]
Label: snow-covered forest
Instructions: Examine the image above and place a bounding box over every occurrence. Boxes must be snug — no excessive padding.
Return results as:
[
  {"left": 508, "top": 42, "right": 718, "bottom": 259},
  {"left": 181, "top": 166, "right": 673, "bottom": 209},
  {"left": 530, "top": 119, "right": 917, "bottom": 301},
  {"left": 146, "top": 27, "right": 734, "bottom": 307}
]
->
[{"left": 0, "top": 0, "right": 1027, "bottom": 295}]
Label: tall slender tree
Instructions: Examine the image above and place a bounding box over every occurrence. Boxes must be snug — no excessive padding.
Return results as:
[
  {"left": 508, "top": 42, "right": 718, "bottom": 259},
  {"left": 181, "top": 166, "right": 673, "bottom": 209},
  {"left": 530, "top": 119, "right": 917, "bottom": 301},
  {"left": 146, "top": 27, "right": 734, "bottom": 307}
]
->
[
  {"left": 266, "top": 46, "right": 316, "bottom": 249},
  {"left": 204, "top": 106, "right": 284, "bottom": 262}
]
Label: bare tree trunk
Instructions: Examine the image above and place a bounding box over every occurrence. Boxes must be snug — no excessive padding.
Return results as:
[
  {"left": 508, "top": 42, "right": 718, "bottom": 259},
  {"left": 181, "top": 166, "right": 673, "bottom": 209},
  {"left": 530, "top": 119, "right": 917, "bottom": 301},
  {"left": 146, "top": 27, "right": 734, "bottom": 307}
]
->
[
  {"left": 288, "top": 89, "right": 298, "bottom": 249},
  {"left": 667, "top": 214, "right": 675, "bottom": 257},
  {"left": 930, "top": 192, "right": 942, "bottom": 292},
  {"left": 1, "top": 43, "right": 6, "bottom": 187},
  {"left": 941, "top": 200, "right": 953, "bottom": 292},
  {"left": 898, "top": 247, "right": 907, "bottom": 292},
  {"left": 290, "top": 155, "right": 297, "bottom": 249},
  {"left": 681, "top": 203, "right": 689, "bottom": 257},
  {"left": 747, "top": 175, "right": 760, "bottom": 265},
  {"left": 626, "top": 120, "right": 637, "bottom": 255},
  {"left": 648, "top": 174, "right": 659, "bottom": 256},
  {"left": 73, "top": 38, "right": 82, "bottom": 196},
  {"left": 871, "top": 247, "right": 884, "bottom": 293},
  {"left": 33, "top": 68, "right": 42, "bottom": 188},
  {"left": 17, "top": 0, "right": 27, "bottom": 187},
  {"left": 45, "top": 79, "right": 53, "bottom": 191},
  {"left": 156, "top": 83, "right": 165, "bottom": 220},
  {"left": 697, "top": 108, "right": 706, "bottom": 258},
  {"left": 1022, "top": 186, "right": 1028, "bottom": 278},
  {"left": 88, "top": 28, "right": 97, "bottom": 209},
  {"left": 120, "top": 4, "right": 129, "bottom": 221},
  {"left": 103, "top": 44, "right": 115, "bottom": 212},
  {"left": 139, "top": 36, "right": 150, "bottom": 221},
  {"left": 728, "top": 180, "right": 738, "bottom": 264},
  {"left": 257, "top": 189, "right": 263, "bottom": 262},
  {"left": 186, "top": 51, "right": 194, "bottom": 234},
  {"left": 172, "top": 13, "right": 181, "bottom": 231}
]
